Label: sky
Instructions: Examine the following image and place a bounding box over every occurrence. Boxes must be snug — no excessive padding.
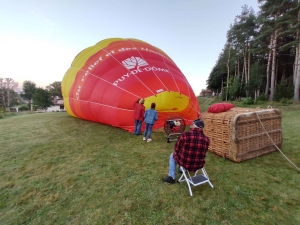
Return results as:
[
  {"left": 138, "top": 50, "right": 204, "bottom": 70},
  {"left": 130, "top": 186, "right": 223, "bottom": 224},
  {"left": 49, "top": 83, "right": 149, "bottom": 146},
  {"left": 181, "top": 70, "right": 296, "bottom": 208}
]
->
[{"left": 0, "top": 0, "right": 260, "bottom": 95}]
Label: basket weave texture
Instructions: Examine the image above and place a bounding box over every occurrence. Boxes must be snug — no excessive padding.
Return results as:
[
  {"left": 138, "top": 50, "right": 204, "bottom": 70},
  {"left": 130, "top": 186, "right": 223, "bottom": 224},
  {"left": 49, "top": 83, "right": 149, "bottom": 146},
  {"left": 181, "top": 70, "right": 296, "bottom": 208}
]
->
[{"left": 201, "top": 107, "right": 282, "bottom": 162}]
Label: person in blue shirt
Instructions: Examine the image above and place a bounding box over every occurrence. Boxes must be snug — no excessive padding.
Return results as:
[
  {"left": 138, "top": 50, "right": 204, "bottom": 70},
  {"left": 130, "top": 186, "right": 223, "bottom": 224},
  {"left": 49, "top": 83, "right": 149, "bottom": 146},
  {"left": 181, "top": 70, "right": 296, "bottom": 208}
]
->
[{"left": 143, "top": 103, "right": 158, "bottom": 142}]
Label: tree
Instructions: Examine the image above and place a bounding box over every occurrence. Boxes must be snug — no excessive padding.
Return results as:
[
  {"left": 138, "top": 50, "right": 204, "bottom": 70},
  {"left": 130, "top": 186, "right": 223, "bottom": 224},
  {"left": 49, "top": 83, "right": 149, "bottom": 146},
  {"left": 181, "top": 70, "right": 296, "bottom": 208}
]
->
[
  {"left": 228, "top": 77, "right": 242, "bottom": 100},
  {"left": 46, "top": 81, "right": 62, "bottom": 97},
  {"left": 207, "top": 0, "right": 298, "bottom": 102},
  {"left": 258, "top": 0, "right": 297, "bottom": 101},
  {"left": 22, "top": 81, "right": 36, "bottom": 111},
  {"left": 247, "top": 62, "right": 264, "bottom": 101},
  {"left": 0, "top": 77, "right": 19, "bottom": 111},
  {"left": 33, "top": 88, "right": 53, "bottom": 110},
  {"left": 206, "top": 51, "right": 227, "bottom": 93},
  {"left": 293, "top": 0, "right": 300, "bottom": 102},
  {"left": 227, "top": 5, "right": 257, "bottom": 97}
]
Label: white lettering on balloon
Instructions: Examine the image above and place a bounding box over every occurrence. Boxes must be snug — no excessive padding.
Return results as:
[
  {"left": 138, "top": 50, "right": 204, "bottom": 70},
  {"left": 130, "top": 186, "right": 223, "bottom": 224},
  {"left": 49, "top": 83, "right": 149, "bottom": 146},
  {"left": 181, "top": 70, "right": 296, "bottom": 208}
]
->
[
  {"left": 75, "top": 86, "right": 81, "bottom": 99},
  {"left": 76, "top": 45, "right": 170, "bottom": 99},
  {"left": 113, "top": 66, "right": 169, "bottom": 86}
]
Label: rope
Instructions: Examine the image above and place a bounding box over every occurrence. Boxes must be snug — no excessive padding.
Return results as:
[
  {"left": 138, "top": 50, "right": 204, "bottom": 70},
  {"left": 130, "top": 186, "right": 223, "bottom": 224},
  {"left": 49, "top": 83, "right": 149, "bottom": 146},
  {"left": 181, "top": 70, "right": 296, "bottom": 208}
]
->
[
  {"left": 255, "top": 112, "right": 300, "bottom": 171},
  {"left": 70, "top": 67, "right": 141, "bottom": 99},
  {"left": 127, "top": 39, "right": 169, "bottom": 93},
  {"left": 159, "top": 53, "right": 180, "bottom": 93},
  {"left": 101, "top": 48, "right": 156, "bottom": 96},
  {"left": 127, "top": 39, "right": 200, "bottom": 118}
]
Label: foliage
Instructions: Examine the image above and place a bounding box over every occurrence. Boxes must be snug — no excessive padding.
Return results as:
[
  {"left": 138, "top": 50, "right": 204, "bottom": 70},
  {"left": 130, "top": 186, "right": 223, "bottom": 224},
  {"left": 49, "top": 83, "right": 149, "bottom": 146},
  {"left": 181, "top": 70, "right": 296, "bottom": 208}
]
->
[
  {"left": 46, "top": 81, "right": 62, "bottom": 97},
  {"left": 22, "top": 80, "right": 37, "bottom": 111},
  {"left": 228, "top": 77, "right": 242, "bottom": 100},
  {"left": 206, "top": 53, "right": 227, "bottom": 92},
  {"left": 21, "top": 80, "right": 36, "bottom": 101},
  {"left": 33, "top": 88, "right": 53, "bottom": 109},
  {"left": 257, "top": 94, "right": 267, "bottom": 102},
  {"left": 9, "top": 92, "right": 22, "bottom": 107},
  {"left": 0, "top": 106, "right": 4, "bottom": 119},
  {"left": 242, "top": 97, "right": 254, "bottom": 105},
  {"left": 18, "top": 105, "right": 30, "bottom": 111},
  {"left": 0, "top": 77, "right": 19, "bottom": 110},
  {"left": 221, "top": 88, "right": 227, "bottom": 101},
  {"left": 247, "top": 62, "right": 264, "bottom": 96},
  {"left": 206, "top": 1, "right": 300, "bottom": 102},
  {"left": 274, "top": 77, "right": 294, "bottom": 101},
  {"left": 280, "top": 97, "right": 292, "bottom": 105}
]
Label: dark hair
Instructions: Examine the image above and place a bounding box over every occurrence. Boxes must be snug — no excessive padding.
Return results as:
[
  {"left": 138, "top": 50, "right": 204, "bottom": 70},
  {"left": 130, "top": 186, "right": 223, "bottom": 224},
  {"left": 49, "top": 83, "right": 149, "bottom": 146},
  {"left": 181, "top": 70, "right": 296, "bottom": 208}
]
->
[{"left": 151, "top": 103, "right": 156, "bottom": 109}]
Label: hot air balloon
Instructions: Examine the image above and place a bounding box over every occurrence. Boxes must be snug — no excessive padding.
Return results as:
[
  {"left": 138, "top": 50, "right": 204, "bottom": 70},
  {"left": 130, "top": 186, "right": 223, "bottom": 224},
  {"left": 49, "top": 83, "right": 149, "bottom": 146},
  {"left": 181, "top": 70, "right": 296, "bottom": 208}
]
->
[{"left": 62, "top": 38, "right": 200, "bottom": 132}]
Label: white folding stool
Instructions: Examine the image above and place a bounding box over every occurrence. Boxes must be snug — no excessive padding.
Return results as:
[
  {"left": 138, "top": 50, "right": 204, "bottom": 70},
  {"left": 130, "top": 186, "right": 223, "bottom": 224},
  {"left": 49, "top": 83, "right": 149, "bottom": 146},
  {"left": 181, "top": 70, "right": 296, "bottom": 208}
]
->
[{"left": 178, "top": 166, "right": 214, "bottom": 196}]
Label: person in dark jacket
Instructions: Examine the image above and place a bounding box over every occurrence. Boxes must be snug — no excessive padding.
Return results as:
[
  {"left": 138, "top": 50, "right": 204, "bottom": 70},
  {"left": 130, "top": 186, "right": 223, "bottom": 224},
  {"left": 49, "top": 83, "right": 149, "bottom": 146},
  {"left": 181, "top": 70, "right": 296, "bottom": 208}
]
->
[
  {"left": 133, "top": 99, "right": 145, "bottom": 135},
  {"left": 143, "top": 102, "right": 158, "bottom": 142},
  {"left": 162, "top": 119, "right": 210, "bottom": 184}
]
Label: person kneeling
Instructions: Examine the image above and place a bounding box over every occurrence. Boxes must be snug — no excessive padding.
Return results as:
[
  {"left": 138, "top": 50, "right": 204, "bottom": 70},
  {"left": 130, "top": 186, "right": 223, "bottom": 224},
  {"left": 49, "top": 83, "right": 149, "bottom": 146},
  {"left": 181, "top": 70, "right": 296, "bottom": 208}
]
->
[{"left": 162, "top": 119, "right": 210, "bottom": 184}]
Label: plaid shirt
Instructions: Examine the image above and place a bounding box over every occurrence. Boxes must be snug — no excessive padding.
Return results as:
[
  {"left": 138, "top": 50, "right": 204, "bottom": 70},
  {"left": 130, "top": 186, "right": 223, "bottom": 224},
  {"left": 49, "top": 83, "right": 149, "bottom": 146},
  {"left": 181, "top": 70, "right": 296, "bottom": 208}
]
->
[{"left": 173, "top": 128, "right": 210, "bottom": 172}]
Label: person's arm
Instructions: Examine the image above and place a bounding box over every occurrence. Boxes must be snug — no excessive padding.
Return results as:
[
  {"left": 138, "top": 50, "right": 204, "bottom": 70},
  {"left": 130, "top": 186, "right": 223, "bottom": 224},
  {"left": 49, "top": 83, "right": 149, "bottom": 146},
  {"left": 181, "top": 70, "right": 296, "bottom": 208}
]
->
[
  {"left": 155, "top": 111, "right": 158, "bottom": 121},
  {"left": 174, "top": 134, "right": 184, "bottom": 154},
  {"left": 141, "top": 107, "right": 145, "bottom": 120}
]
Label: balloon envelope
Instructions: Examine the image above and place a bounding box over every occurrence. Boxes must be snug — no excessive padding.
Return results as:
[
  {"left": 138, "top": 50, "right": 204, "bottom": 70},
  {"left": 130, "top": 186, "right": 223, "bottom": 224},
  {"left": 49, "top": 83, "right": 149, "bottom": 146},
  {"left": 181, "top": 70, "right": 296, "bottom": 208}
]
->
[{"left": 62, "top": 38, "right": 200, "bottom": 132}]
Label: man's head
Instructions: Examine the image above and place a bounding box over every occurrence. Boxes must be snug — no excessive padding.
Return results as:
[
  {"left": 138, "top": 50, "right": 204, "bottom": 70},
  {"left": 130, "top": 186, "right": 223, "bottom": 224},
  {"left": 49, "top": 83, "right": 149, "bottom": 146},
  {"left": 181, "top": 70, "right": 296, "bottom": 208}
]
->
[
  {"left": 190, "top": 119, "right": 204, "bottom": 129},
  {"left": 139, "top": 99, "right": 145, "bottom": 104}
]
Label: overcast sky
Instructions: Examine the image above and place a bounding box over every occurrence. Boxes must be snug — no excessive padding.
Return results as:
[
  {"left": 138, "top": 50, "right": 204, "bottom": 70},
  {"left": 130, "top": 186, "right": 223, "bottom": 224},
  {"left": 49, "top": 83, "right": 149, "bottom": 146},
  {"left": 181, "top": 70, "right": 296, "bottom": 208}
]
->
[{"left": 0, "top": 0, "right": 260, "bottom": 95}]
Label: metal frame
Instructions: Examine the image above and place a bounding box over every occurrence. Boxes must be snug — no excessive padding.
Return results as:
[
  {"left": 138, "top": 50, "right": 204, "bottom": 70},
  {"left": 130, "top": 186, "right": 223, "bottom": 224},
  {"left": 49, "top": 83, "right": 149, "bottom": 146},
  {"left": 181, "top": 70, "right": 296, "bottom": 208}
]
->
[
  {"left": 178, "top": 166, "right": 214, "bottom": 196},
  {"left": 165, "top": 118, "right": 184, "bottom": 143}
]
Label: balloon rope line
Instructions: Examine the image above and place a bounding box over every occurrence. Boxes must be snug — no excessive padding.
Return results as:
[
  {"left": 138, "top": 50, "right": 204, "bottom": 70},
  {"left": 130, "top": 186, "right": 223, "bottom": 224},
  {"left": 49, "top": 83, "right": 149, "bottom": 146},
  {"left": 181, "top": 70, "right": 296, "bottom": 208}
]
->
[
  {"left": 123, "top": 39, "right": 199, "bottom": 116},
  {"left": 71, "top": 67, "right": 141, "bottom": 99},
  {"left": 127, "top": 40, "right": 199, "bottom": 116},
  {"left": 159, "top": 55, "right": 180, "bottom": 93},
  {"left": 255, "top": 112, "right": 300, "bottom": 171},
  {"left": 127, "top": 39, "right": 169, "bottom": 92},
  {"left": 70, "top": 98, "right": 135, "bottom": 111},
  {"left": 182, "top": 75, "right": 193, "bottom": 100},
  {"left": 100, "top": 48, "right": 156, "bottom": 96},
  {"left": 182, "top": 77, "right": 201, "bottom": 116}
]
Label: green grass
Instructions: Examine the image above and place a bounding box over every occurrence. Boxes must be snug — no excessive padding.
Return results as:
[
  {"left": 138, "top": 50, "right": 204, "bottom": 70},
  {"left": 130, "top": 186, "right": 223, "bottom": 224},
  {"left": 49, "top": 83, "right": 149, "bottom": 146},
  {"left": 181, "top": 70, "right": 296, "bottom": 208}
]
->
[{"left": 1, "top": 100, "right": 300, "bottom": 225}]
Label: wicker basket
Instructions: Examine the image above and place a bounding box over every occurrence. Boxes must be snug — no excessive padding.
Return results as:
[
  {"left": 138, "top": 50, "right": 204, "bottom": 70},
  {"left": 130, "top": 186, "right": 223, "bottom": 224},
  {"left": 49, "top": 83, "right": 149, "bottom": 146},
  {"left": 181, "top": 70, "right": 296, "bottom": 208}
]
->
[{"left": 201, "top": 107, "right": 282, "bottom": 162}]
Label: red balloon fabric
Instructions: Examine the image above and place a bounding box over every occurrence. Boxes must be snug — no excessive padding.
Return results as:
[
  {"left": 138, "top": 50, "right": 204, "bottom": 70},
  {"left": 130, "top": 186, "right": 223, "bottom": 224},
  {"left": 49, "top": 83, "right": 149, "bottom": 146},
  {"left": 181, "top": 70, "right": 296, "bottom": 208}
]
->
[
  {"left": 62, "top": 38, "right": 200, "bottom": 132},
  {"left": 207, "top": 103, "right": 235, "bottom": 113}
]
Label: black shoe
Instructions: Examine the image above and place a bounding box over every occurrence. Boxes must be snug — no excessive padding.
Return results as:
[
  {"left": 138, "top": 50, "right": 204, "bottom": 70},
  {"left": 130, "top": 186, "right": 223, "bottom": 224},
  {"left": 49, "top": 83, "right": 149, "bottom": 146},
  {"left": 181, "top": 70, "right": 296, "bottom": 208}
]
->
[{"left": 162, "top": 176, "right": 175, "bottom": 184}]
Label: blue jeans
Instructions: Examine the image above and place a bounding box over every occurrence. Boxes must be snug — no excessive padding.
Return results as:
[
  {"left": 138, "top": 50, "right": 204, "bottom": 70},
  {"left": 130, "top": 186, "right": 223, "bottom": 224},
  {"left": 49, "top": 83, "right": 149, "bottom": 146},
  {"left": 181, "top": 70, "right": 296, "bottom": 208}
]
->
[
  {"left": 168, "top": 153, "right": 177, "bottom": 179},
  {"left": 143, "top": 123, "right": 153, "bottom": 139},
  {"left": 134, "top": 120, "right": 142, "bottom": 134}
]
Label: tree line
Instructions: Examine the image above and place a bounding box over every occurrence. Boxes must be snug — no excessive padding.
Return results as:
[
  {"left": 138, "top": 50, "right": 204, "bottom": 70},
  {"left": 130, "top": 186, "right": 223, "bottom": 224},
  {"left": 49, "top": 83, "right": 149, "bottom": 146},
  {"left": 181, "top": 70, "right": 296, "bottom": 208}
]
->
[
  {"left": 206, "top": 0, "right": 300, "bottom": 103},
  {"left": 0, "top": 78, "right": 62, "bottom": 111}
]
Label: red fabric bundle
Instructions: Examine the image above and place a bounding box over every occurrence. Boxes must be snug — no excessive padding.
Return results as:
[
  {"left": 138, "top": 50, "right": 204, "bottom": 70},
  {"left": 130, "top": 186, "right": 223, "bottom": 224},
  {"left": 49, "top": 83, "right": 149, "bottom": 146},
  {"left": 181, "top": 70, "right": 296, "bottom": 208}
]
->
[{"left": 207, "top": 103, "right": 234, "bottom": 113}]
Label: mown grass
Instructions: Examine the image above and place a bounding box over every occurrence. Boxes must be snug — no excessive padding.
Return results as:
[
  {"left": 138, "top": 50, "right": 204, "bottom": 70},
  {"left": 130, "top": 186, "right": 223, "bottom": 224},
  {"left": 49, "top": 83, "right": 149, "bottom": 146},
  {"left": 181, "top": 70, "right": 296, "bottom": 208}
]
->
[{"left": 1, "top": 99, "right": 300, "bottom": 225}]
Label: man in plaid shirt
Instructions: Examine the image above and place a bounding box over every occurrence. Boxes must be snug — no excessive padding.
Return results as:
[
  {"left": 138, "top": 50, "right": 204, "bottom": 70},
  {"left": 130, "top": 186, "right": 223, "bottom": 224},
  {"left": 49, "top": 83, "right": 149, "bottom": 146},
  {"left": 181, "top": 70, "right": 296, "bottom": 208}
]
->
[{"left": 162, "top": 119, "right": 210, "bottom": 184}]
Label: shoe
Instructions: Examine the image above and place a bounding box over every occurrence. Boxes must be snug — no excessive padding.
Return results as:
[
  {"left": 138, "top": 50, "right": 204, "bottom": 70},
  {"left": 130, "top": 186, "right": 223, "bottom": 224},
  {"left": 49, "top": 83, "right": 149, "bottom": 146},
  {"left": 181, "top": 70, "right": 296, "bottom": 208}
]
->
[
  {"left": 147, "top": 138, "right": 152, "bottom": 142},
  {"left": 143, "top": 137, "right": 146, "bottom": 141},
  {"left": 162, "top": 176, "right": 175, "bottom": 184}
]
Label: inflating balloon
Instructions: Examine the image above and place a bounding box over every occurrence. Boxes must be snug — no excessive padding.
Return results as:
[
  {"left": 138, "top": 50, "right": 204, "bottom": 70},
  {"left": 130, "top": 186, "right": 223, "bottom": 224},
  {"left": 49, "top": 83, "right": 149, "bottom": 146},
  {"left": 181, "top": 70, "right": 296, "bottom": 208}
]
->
[{"left": 62, "top": 38, "right": 200, "bottom": 132}]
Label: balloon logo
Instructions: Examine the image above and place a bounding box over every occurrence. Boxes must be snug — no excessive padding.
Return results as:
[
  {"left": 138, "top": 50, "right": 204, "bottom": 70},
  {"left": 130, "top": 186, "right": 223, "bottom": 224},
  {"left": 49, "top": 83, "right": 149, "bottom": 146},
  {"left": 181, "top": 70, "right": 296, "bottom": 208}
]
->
[{"left": 62, "top": 38, "right": 200, "bottom": 132}]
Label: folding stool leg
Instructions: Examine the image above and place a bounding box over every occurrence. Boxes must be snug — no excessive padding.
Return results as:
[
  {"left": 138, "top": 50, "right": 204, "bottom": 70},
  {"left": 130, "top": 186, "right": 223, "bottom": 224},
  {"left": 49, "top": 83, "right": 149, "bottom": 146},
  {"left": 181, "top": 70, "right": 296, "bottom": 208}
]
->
[
  {"left": 202, "top": 168, "right": 214, "bottom": 188},
  {"left": 179, "top": 166, "right": 194, "bottom": 196}
]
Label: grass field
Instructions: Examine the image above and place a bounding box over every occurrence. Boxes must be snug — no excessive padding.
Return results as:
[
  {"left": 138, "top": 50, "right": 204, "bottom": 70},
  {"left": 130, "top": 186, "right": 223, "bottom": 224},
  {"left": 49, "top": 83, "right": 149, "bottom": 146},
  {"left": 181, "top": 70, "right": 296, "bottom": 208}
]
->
[{"left": 1, "top": 98, "right": 300, "bottom": 224}]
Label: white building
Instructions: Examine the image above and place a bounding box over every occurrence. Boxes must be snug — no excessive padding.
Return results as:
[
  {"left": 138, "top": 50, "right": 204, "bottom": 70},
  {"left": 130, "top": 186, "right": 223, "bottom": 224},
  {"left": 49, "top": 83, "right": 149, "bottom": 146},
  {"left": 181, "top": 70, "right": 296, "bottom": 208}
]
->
[{"left": 46, "top": 96, "right": 65, "bottom": 112}]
